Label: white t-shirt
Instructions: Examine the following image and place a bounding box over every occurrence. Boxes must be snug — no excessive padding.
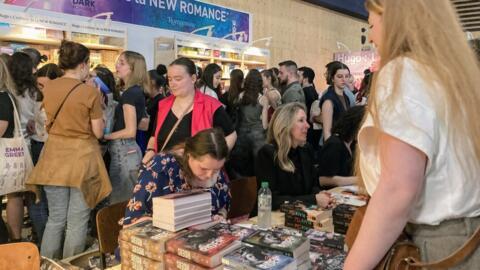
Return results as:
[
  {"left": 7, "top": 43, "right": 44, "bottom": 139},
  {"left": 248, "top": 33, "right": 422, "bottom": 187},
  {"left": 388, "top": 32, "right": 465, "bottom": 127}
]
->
[
  {"left": 201, "top": 85, "right": 218, "bottom": 99},
  {"left": 358, "top": 57, "right": 480, "bottom": 225},
  {"left": 15, "top": 92, "right": 35, "bottom": 141}
]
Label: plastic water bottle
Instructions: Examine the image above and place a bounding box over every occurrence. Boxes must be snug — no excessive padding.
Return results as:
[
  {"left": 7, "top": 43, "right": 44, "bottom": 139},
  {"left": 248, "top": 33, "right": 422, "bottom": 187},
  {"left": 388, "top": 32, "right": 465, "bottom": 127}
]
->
[{"left": 257, "top": 181, "right": 272, "bottom": 229}]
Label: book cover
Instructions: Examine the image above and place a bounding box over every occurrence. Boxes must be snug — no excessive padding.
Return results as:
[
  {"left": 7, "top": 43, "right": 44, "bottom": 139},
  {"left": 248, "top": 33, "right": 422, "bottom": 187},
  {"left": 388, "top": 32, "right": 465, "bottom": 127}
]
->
[
  {"left": 164, "top": 253, "right": 223, "bottom": 270},
  {"left": 119, "top": 221, "right": 177, "bottom": 255},
  {"left": 221, "top": 244, "right": 296, "bottom": 270},
  {"left": 330, "top": 190, "right": 368, "bottom": 207},
  {"left": 309, "top": 245, "right": 346, "bottom": 270},
  {"left": 206, "top": 223, "right": 256, "bottom": 241},
  {"left": 166, "top": 228, "right": 239, "bottom": 267},
  {"left": 305, "top": 230, "right": 346, "bottom": 251},
  {"left": 270, "top": 226, "right": 304, "bottom": 237},
  {"left": 243, "top": 230, "right": 309, "bottom": 258}
]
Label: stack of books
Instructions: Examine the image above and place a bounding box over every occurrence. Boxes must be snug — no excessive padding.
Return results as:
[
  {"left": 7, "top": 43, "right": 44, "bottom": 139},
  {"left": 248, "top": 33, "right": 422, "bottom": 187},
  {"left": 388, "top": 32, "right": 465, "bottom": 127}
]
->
[
  {"left": 280, "top": 201, "right": 333, "bottom": 232},
  {"left": 152, "top": 190, "right": 212, "bottom": 232},
  {"left": 305, "top": 229, "right": 347, "bottom": 270},
  {"left": 241, "top": 228, "right": 311, "bottom": 270},
  {"left": 164, "top": 223, "right": 250, "bottom": 269},
  {"left": 332, "top": 204, "right": 358, "bottom": 234},
  {"left": 118, "top": 221, "right": 178, "bottom": 270}
]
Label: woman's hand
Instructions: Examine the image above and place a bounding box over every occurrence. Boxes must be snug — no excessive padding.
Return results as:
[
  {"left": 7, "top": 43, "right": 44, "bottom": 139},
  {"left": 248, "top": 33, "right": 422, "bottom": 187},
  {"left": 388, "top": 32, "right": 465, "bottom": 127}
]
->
[
  {"left": 142, "top": 149, "right": 156, "bottom": 164},
  {"left": 103, "top": 133, "right": 113, "bottom": 140},
  {"left": 212, "top": 214, "right": 226, "bottom": 222},
  {"left": 26, "top": 119, "right": 36, "bottom": 135},
  {"left": 316, "top": 191, "right": 335, "bottom": 209}
]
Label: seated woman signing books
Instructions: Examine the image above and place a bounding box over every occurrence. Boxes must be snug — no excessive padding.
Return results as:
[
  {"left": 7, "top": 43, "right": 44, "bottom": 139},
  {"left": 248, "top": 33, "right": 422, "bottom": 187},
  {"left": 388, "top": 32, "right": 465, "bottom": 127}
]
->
[
  {"left": 256, "top": 103, "right": 334, "bottom": 211},
  {"left": 122, "top": 128, "right": 231, "bottom": 226}
]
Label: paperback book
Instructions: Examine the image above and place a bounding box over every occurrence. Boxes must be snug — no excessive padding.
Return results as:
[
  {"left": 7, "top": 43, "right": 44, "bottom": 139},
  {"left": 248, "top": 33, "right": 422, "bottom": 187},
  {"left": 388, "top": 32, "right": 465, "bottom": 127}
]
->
[
  {"left": 153, "top": 191, "right": 213, "bottom": 232},
  {"left": 166, "top": 228, "right": 241, "bottom": 267},
  {"left": 242, "top": 230, "right": 310, "bottom": 258},
  {"left": 118, "top": 221, "right": 177, "bottom": 258},
  {"left": 305, "top": 230, "right": 346, "bottom": 251},
  {"left": 221, "top": 243, "right": 296, "bottom": 270},
  {"left": 164, "top": 253, "right": 223, "bottom": 270}
]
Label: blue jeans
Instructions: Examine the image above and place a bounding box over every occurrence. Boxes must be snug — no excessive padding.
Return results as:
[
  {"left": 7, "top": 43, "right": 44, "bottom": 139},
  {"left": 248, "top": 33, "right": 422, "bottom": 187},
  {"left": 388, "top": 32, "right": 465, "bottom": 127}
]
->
[
  {"left": 41, "top": 186, "right": 90, "bottom": 259},
  {"left": 29, "top": 139, "right": 49, "bottom": 244},
  {"left": 27, "top": 187, "right": 48, "bottom": 245},
  {"left": 108, "top": 138, "right": 142, "bottom": 204}
]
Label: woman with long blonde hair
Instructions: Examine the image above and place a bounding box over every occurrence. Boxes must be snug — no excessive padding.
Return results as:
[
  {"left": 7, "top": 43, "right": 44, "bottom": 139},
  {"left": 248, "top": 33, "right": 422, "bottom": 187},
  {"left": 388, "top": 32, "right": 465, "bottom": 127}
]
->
[
  {"left": 256, "top": 102, "right": 333, "bottom": 211},
  {"left": 104, "top": 51, "right": 148, "bottom": 204},
  {"left": 344, "top": 0, "right": 480, "bottom": 269}
]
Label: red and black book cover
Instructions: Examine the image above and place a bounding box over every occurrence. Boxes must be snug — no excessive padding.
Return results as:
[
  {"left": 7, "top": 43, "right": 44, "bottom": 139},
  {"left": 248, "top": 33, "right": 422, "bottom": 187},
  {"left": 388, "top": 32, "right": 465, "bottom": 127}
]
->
[{"left": 166, "top": 228, "right": 237, "bottom": 267}]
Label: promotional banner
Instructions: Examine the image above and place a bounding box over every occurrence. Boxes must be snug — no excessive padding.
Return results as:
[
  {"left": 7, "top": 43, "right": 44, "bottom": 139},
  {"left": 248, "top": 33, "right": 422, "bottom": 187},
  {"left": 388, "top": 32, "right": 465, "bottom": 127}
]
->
[
  {"left": 0, "top": 9, "right": 126, "bottom": 37},
  {"left": 334, "top": 50, "right": 378, "bottom": 87},
  {"left": 4, "top": 0, "right": 251, "bottom": 43}
]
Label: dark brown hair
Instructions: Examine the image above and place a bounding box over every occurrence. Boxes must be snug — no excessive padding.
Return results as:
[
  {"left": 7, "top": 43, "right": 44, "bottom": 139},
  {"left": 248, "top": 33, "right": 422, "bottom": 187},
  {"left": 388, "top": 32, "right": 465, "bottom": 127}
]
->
[
  {"left": 58, "top": 40, "right": 90, "bottom": 70},
  {"left": 241, "top": 69, "right": 263, "bottom": 106},
  {"left": 8, "top": 52, "right": 41, "bottom": 100},
  {"left": 261, "top": 68, "right": 279, "bottom": 89},
  {"left": 227, "top": 69, "right": 244, "bottom": 105},
  {"left": 177, "top": 128, "right": 229, "bottom": 180}
]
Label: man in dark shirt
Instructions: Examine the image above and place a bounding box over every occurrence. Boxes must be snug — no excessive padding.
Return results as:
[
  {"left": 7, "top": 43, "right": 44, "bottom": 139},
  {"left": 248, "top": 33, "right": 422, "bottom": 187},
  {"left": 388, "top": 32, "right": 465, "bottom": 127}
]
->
[{"left": 299, "top": 67, "right": 320, "bottom": 153}]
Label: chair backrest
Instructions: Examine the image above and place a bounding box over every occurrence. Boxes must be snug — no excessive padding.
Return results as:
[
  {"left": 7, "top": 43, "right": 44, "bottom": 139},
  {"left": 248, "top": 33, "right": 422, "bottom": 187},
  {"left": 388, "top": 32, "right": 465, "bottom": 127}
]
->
[
  {"left": 0, "top": 242, "right": 40, "bottom": 270},
  {"left": 227, "top": 176, "right": 257, "bottom": 219},
  {"left": 96, "top": 200, "right": 128, "bottom": 254}
]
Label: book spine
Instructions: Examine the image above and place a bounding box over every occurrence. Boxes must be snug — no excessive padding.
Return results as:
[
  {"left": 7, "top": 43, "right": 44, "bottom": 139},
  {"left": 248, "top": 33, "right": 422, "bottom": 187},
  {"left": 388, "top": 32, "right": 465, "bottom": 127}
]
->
[
  {"left": 284, "top": 216, "right": 314, "bottom": 227},
  {"left": 221, "top": 257, "right": 252, "bottom": 270},
  {"left": 164, "top": 253, "right": 210, "bottom": 270},
  {"left": 166, "top": 241, "right": 213, "bottom": 268}
]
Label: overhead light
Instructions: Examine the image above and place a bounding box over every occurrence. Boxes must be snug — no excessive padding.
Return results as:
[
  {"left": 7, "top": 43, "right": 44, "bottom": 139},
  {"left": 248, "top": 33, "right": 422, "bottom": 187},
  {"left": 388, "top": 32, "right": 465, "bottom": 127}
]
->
[
  {"left": 250, "top": 37, "right": 272, "bottom": 47},
  {"left": 466, "top": 31, "right": 474, "bottom": 41},
  {"left": 222, "top": 31, "right": 247, "bottom": 42},
  {"left": 88, "top": 12, "right": 114, "bottom": 27},
  {"left": 190, "top": 25, "right": 214, "bottom": 37},
  {"left": 336, "top": 41, "right": 351, "bottom": 53}
]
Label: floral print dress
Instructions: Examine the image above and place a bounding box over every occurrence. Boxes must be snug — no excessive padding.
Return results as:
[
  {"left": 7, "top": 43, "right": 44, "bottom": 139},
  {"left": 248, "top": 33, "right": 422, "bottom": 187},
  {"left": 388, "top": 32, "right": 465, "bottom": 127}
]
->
[{"left": 123, "top": 153, "right": 231, "bottom": 225}]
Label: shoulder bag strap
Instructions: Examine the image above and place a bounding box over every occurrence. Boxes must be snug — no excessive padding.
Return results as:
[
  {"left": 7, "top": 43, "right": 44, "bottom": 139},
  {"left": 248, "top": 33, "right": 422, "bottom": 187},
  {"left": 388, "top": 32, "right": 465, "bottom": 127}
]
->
[
  {"left": 47, "top": 82, "right": 82, "bottom": 131},
  {"left": 159, "top": 100, "right": 194, "bottom": 152},
  {"left": 407, "top": 224, "right": 480, "bottom": 269},
  {"left": 5, "top": 92, "right": 24, "bottom": 139}
]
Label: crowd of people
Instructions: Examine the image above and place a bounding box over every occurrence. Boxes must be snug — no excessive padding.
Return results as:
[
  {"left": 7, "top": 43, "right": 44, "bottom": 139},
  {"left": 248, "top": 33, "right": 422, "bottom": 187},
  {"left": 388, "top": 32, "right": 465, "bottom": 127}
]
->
[
  {"left": 1, "top": 0, "right": 479, "bottom": 268},
  {"left": 0, "top": 39, "right": 366, "bottom": 259}
]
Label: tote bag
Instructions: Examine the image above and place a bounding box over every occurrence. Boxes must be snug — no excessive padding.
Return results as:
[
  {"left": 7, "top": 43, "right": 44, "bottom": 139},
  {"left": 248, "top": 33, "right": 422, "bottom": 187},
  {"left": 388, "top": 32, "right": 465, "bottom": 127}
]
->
[{"left": 0, "top": 93, "right": 33, "bottom": 195}]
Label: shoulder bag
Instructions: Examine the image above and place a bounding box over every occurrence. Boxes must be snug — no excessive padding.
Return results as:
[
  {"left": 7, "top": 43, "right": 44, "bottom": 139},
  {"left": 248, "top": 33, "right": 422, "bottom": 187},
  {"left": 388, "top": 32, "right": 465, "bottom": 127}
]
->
[
  {"left": 45, "top": 82, "right": 82, "bottom": 133},
  {"left": 346, "top": 205, "right": 480, "bottom": 269},
  {"left": 0, "top": 93, "right": 34, "bottom": 195},
  {"left": 159, "top": 101, "right": 194, "bottom": 153}
]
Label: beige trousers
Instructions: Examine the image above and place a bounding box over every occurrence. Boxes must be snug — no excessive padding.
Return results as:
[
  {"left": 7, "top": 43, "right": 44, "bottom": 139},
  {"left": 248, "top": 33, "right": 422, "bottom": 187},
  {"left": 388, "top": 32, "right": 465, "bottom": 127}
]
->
[{"left": 406, "top": 216, "right": 480, "bottom": 270}]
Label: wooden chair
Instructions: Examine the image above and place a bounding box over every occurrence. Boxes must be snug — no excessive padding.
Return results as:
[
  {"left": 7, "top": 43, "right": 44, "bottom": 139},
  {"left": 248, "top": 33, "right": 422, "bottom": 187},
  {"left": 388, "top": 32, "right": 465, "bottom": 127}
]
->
[
  {"left": 227, "top": 176, "right": 258, "bottom": 219},
  {"left": 0, "top": 242, "right": 40, "bottom": 270},
  {"left": 96, "top": 200, "right": 128, "bottom": 269}
]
